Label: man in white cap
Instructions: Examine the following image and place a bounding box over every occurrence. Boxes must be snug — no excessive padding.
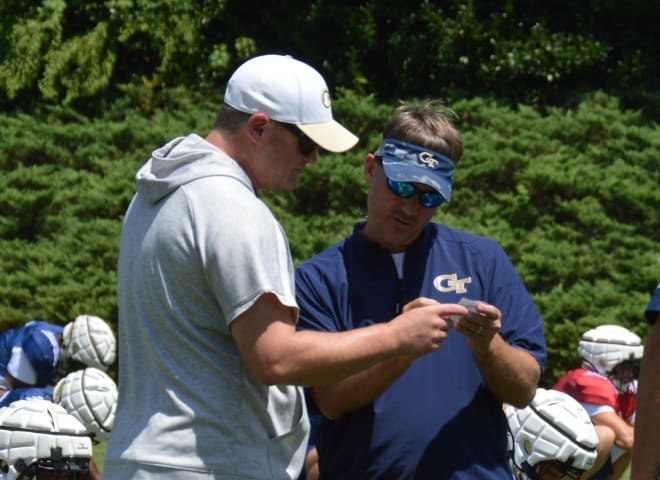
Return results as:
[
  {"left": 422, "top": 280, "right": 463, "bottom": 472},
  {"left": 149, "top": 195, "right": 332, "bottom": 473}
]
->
[{"left": 105, "top": 54, "right": 469, "bottom": 479}]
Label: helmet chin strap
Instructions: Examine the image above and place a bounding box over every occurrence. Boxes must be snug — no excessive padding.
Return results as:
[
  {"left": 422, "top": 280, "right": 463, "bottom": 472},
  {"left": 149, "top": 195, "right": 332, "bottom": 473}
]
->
[{"left": 520, "top": 460, "right": 543, "bottom": 480}]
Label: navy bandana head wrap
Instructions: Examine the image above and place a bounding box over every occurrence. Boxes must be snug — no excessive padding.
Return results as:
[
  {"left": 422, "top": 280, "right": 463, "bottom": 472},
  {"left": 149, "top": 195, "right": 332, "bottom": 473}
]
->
[{"left": 374, "top": 138, "right": 455, "bottom": 203}]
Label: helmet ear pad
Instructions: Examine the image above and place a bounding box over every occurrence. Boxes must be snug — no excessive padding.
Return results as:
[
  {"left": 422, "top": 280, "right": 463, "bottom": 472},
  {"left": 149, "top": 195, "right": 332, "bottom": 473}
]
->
[
  {"left": 506, "top": 389, "right": 598, "bottom": 479},
  {"left": 63, "top": 315, "right": 116, "bottom": 371}
]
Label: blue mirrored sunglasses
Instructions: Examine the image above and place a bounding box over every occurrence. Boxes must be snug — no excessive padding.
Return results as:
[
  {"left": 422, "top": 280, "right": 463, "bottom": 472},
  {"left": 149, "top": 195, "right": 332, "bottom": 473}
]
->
[{"left": 386, "top": 177, "right": 444, "bottom": 208}]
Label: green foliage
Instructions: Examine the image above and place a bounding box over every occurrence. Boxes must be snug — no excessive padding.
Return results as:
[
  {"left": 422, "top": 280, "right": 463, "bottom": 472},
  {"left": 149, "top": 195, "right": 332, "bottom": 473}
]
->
[
  {"left": 0, "top": 0, "right": 65, "bottom": 100},
  {"left": 356, "top": 1, "right": 609, "bottom": 106},
  {"left": 0, "top": 87, "right": 658, "bottom": 387},
  {"left": 3, "top": 0, "right": 660, "bottom": 117},
  {"left": 40, "top": 21, "right": 116, "bottom": 102},
  {"left": 478, "top": 22, "right": 608, "bottom": 85},
  {"left": 0, "top": 0, "right": 231, "bottom": 106},
  {"left": 0, "top": 92, "right": 219, "bottom": 330}
]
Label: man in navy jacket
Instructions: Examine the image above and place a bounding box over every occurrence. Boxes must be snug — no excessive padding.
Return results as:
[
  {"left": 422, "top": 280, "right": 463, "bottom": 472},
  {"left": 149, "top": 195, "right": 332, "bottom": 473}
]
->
[{"left": 296, "top": 102, "right": 547, "bottom": 479}]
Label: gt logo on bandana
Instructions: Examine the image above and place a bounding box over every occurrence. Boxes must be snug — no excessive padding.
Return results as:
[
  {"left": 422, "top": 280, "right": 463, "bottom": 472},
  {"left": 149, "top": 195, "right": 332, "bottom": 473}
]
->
[
  {"left": 433, "top": 274, "right": 472, "bottom": 294},
  {"left": 418, "top": 151, "right": 439, "bottom": 169}
]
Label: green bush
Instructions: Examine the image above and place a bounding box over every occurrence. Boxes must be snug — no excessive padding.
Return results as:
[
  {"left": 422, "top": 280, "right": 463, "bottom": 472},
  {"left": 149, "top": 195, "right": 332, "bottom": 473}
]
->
[
  {"left": 0, "top": 91, "right": 657, "bottom": 386},
  {"left": 3, "top": 1, "right": 660, "bottom": 117}
]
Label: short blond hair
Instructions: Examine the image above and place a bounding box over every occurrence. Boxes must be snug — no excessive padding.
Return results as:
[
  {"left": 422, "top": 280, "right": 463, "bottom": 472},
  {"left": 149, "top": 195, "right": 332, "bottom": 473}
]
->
[{"left": 382, "top": 101, "right": 463, "bottom": 163}]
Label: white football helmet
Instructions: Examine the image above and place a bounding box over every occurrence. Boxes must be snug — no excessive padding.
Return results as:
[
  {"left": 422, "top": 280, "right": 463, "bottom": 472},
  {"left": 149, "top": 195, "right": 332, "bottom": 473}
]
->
[
  {"left": 53, "top": 368, "right": 117, "bottom": 441},
  {"left": 506, "top": 388, "right": 598, "bottom": 480},
  {"left": 578, "top": 324, "right": 643, "bottom": 392},
  {"left": 62, "top": 315, "right": 116, "bottom": 371},
  {"left": 0, "top": 399, "right": 92, "bottom": 479}
]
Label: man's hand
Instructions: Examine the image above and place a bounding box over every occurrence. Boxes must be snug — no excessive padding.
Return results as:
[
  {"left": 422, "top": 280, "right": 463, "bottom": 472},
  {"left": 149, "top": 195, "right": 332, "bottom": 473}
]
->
[
  {"left": 455, "top": 301, "right": 502, "bottom": 351},
  {"left": 392, "top": 300, "right": 468, "bottom": 355},
  {"left": 402, "top": 297, "right": 440, "bottom": 312}
]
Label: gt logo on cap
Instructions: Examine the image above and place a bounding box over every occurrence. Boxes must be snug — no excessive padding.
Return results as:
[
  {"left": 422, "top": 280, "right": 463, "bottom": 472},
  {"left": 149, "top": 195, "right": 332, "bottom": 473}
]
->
[
  {"left": 321, "top": 89, "right": 331, "bottom": 108},
  {"left": 419, "top": 152, "right": 439, "bottom": 169}
]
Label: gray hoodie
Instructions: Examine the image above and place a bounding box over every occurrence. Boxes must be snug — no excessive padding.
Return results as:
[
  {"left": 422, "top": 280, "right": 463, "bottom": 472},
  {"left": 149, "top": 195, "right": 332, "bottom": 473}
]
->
[{"left": 105, "top": 134, "right": 309, "bottom": 479}]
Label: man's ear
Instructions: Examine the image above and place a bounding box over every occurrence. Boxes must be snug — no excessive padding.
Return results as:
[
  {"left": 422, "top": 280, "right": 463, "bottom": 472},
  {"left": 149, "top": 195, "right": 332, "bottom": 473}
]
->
[
  {"left": 246, "top": 113, "right": 270, "bottom": 142},
  {"left": 365, "top": 153, "right": 378, "bottom": 183}
]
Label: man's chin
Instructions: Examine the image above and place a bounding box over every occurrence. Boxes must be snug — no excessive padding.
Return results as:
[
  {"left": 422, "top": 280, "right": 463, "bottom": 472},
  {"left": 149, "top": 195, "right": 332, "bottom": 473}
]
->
[{"left": 269, "top": 182, "right": 297, "bottom": 194}]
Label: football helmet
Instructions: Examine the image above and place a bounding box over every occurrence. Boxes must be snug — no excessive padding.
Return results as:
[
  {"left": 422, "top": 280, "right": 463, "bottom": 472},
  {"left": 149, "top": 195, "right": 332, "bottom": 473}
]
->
[
  {"left": 53, "top": 368, "right": 117, "bottom": 442},
  {"left": 0, "top": 399, "right": 92, "bottom": 479},
  {"left": 506, "top": 388, "right": 598, "bottom": 480},
  {"left": 578, "top": 324, "right": 643, "bottom": 392},
  {"left": 62, "top": 315, "right": 116, "bottom": 371}
]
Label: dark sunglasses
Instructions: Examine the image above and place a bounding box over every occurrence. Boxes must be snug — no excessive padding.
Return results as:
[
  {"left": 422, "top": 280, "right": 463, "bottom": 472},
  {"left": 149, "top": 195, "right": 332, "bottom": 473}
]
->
[
  {"left": 386, "top": 177, "right": 444, "bottom": 208},
  {"left": 277, "top": 122, "right": 317, "bottom": 155}
]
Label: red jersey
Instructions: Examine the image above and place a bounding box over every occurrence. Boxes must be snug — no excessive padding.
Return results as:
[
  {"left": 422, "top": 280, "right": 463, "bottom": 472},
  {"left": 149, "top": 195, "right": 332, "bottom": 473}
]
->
[{"left": 553, "top": 368, "right": 636, "bottom": 421}]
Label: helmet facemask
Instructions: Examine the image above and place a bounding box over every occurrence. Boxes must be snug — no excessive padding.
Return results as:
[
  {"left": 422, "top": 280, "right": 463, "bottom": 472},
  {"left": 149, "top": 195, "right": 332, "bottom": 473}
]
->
[
  {"left": 536, "top": 458, "right": 588, "bottom": 479},
  {"left": 608, "top": 359, "right": 640, "bottom": 394},
  {"left": 511, "top": 440, "right": 589, "bottom": 480},
  {"left": 12, "top": 447, "right": 90, "bottom": 479}
]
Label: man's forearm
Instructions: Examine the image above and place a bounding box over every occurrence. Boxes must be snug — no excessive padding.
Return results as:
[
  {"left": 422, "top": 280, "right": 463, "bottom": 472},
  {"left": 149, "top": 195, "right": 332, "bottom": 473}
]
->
[
  {"left": 472, "top": 335, "right": 540, "bottom": 408},
  {"left": 312, "top": 354, "right": 415, "bottom": 419}
]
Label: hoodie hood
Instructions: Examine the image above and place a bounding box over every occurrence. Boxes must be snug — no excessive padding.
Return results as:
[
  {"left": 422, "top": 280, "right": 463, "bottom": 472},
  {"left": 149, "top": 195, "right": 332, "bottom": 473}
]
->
[{"left": 136, "top": 134, "right": 253, "bottom": 204}]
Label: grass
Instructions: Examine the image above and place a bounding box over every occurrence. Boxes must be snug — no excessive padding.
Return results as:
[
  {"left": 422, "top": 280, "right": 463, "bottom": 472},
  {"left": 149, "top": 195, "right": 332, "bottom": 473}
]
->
[
  {"left": 622, "top": 465, "right": 631, "bottom": 480},
  {"left": 93, "top": 438, "right": 107, "bottom": 474}
]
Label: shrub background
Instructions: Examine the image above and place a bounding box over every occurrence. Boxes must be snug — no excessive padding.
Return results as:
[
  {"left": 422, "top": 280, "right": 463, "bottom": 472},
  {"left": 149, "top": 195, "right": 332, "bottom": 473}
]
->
[
  {"left": 0, "top": 90, "right": 657, "bottom": 386},
  {"left": 1, "top": 1, "right": 659, "bottom": 387}
]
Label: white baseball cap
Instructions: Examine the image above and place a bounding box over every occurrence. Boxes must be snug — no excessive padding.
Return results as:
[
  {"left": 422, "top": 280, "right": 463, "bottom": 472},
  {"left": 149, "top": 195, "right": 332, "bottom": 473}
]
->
[{"left": 223, "top": 54, "right": 358, "bottom": 153}]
